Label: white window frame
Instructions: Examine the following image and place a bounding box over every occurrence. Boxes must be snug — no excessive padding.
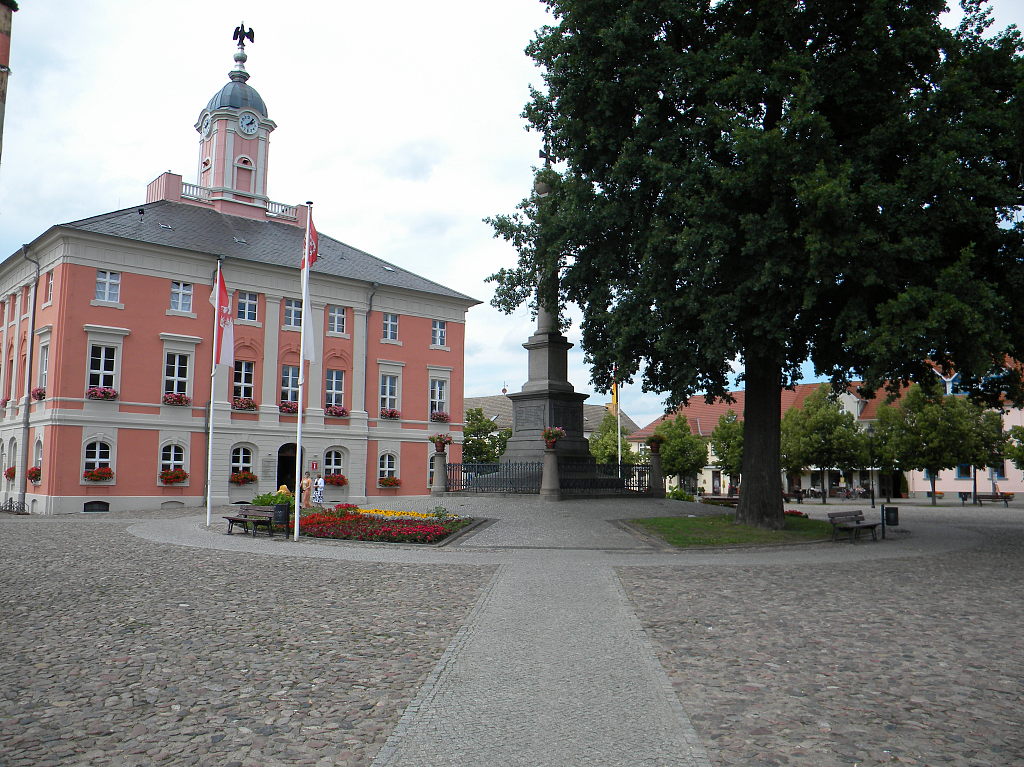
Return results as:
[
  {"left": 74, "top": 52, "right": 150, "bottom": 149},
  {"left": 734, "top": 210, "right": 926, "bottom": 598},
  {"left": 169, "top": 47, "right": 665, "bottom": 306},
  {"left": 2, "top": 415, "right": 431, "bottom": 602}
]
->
[
  {"left": 237, "top": 291, "right": 259, "bottom": 323},
  {"left": 380, "top": 373, "right": 399, "bottom": 412},
  {"left": 429, "top": 377, "right": 448, "bottom": 415},
  {"left": 378, "top": 452, "right": 398, "bottom": 480},
  {"left": 328, "top": 306, "right": 347, "bottom": 335},
  {"left": 325, "top": 369, "right": 345, "bottom": 407},
  {"left": 33, "top": 440, "right": 43, "bottom": 470},
  {"left": 88, "top": 345, "right": 117, "bottom": 389},
  {"left": 281, "top": 364, "right": 300, "bottom": 402},
  {"left": 160, "top": 443, "right": 185, "bottom": 472},
  {"left": 233, "top": 360, "right": 255, "bottom": 400},
  {"left": 324, "top": 448, "right": 345, "bottom": 477},
  {"left": 231, "top": 445, "right": 254, "bottom": 473},
  {"left": 159, "top": 333, "right": 201, "bottom": 402},
  {"left": 431, "top": 320, "right": 447, "bottom": 348},
  {"left": 382, "top": 312, "right": 399, "bottom": 342},
  {"left": 283, "top": 298, "right": 303, "bottom": 329},
  {"left": 164, "top": 352, "right": 189, "bottom": 395},
  {"left": 82, "top": 437, "right": 115, "bottom": 485},
  {"left": 83, "top": 325, "right": 130, "bottom": 394},
  {"left": 92, "top": 270, "right": 122, "bottom": 308},
  {"left": 38, "top": 344, "right": 49, "bottom": 388},
  {"left": 44, "top": 272, "right": 54, "bottom": 306},
  {"left": 169, "top": 281, "right": 193, "bottom": 313}
]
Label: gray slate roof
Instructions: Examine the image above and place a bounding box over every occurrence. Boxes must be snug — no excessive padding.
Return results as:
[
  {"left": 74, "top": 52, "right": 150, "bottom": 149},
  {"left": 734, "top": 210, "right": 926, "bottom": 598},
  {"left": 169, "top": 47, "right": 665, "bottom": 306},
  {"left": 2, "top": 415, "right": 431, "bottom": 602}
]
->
[
  {"left": 464, "top": 394, "right": 640, "bottom": 435},
  {"left": 57, "top": 200, "right": 478, "bottom": 304}
]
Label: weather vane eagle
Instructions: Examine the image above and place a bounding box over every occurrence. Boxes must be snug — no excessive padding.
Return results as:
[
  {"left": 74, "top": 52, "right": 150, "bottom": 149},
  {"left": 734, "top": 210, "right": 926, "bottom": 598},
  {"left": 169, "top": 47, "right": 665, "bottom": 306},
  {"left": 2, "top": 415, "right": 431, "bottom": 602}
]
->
[{"left": 233, "top": 23, "right": 255, "bottom": 48}]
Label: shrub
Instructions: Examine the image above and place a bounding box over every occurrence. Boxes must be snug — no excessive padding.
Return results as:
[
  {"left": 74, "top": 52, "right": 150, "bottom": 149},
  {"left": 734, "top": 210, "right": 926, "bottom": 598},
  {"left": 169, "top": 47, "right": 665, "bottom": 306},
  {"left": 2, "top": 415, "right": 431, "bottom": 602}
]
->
[
  {"left": 666, "top": 487, "right": 695, "bottom": 502},
  {"left": 251, "top": 491, "right": 294, "bottom": 506}
]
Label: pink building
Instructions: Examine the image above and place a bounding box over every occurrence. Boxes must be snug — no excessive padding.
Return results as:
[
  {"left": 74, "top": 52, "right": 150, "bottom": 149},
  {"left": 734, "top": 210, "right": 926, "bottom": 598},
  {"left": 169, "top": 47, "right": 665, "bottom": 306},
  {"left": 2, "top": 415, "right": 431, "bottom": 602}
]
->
[{"left": 0, "top": 33, "right": 477, "bottom": 514}]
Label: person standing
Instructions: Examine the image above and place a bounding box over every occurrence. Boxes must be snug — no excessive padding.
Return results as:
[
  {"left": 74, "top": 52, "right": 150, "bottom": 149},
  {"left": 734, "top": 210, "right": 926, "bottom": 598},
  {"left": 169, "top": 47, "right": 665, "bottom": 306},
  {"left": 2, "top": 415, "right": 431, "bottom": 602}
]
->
[
  {"left": 300, "top": 471, "right": 312, "bottom": 509},
  {"left": 312, "top": 472, "right": 325, "bottom": 508}
]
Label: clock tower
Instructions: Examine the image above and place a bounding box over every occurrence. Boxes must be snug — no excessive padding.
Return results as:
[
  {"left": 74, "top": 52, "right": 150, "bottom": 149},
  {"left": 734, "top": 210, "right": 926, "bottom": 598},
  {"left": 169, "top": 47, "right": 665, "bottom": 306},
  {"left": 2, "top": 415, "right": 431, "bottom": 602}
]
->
[{"left": 194, "top": 24, "right": 277, "bottom": 215}]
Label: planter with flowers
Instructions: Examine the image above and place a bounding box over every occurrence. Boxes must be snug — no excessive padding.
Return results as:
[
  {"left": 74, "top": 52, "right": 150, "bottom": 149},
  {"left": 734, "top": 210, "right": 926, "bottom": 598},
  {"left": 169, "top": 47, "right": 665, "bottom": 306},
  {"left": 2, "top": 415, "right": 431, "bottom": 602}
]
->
[
  {"left": 430, "top": 411, "right": 450, "bottom": 423},
  {"left": 86, "top": 387, "right": 119, "bottom": 401},
  {"left": 162, "top": 393, "right": 192, "bottom": 406},
  {"left": 27, "top": 466, "right": 41, "bottom": 483},
  {"left": 378, "top": 476, "right": 402, "bottom": 488},
  {"left": 4, "top": 466, "right": 14, "bottom": 481},
  {"left": 83, "top": 467, "right": 114, "bottom": 482},
  {"left": 0, "top": 398, "right": 8, "bottom": 409},
  {"left": 324, "top": 404, "right": 350, "bottom": 418},
  {"left": 645, "top": 433, "right": 666, "bottom": 453},
  {"left": 541, "top": 426, "right": 566, "bottom": 449},
  {"left": 279, "top": 401, "right": 299, "bottom": 414},
  {"left": 380, "top": 408, "right": 401, "bottom": 420},
  {"left": 428, "top": 433, "right": 454, "bottom": 453},
  {"left": 324, "top": 473, "right": 349, "bottom": 486},
  {"left": 30, "top": 387, "right": 46, "bottom": 401},
  {"left": 229, "top": 470, "right": 258, "bottom": 485},
  {"left": 159, "top": 468, "right": 189, "bottom": 485},
  {"left": 232, "top": 397, "right": 257, "bottom": 411}
]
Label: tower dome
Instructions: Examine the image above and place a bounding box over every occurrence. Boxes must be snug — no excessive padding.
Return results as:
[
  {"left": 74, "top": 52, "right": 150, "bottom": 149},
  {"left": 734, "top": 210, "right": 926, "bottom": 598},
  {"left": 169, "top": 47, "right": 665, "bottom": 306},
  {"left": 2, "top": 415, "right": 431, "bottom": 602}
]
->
[{"left": 204, "top": 32, "right": 268, "bottom": 118}]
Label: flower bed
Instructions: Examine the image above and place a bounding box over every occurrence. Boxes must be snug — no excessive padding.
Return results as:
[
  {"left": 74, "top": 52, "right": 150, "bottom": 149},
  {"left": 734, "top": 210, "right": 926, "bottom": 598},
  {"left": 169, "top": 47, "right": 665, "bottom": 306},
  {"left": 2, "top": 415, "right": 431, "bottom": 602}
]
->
[
  {"left": 162, "top": 393, "right": 192, "bottom": 406},
  {"left": 86, "top": 387, "right": 119, "bottom": 401},
  {"left": 324, "top": 405, "right": 349, "bottom": 417},
  {"left": 300, "top": 510, "right": 470, "bottom": 544},
  {"left": 784, "top": 509, "right": 809, "bottom": 518}
]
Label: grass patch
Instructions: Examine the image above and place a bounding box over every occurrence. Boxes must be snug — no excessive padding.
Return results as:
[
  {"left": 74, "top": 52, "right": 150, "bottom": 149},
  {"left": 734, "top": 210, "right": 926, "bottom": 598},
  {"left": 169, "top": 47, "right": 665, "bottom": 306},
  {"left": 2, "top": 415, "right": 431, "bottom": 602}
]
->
[{"left": 631, "top": 513, "right": 832, "bottom": 548}]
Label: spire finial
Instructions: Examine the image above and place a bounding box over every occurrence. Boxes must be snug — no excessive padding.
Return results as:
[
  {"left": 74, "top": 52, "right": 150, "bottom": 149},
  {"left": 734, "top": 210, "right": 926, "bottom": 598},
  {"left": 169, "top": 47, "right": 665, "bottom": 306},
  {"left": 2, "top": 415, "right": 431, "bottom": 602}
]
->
[{"left": 230, "top": 23, "right": 255, "bottom": 83}]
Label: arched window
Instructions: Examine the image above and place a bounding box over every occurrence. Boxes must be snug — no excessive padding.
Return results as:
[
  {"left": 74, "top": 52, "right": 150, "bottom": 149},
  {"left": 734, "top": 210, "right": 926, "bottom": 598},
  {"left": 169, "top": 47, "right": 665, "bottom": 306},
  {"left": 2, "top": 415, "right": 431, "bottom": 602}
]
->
[
  {"left": 231, "top": 446, "right": 253, "bottom": 473},
  {"left": 324, "top": 449, "right": 345, "bottom": 476},
  {"left": 84, "top": 441, "right": 111, "bottom": 470},
  {"left": 33, "top": 440, "right": 43, "bottom": 468},
  {"left": 378, "top": 452, "right": 397, "bottom": 480},
  {"left": 160, "top": 444, "right": 185, "bottom": 472}
]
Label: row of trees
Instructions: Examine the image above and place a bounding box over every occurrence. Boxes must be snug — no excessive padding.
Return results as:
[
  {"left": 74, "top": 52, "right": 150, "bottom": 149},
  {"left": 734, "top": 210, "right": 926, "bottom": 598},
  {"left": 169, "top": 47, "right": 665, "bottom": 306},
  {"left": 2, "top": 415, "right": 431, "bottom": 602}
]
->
[{"left": 644, "top": 384, "right": 1016, "bottom": 506}]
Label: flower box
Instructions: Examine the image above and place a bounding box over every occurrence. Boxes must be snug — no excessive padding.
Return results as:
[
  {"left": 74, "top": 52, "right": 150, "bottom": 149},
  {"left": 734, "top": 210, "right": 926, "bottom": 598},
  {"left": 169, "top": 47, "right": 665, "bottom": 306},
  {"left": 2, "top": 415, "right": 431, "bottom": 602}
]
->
[
  {"left": 429, "top": 411, "right": 450, "bottom": 423},
  {"left": 229, "top": 470, "right": 258, "bottom": 485},
  {"left": 324, "top": 473, "right": 349, "bottom": 486},
  {"left": 30, "top": 387, "right": 46, "bottom": 401},
  {"left": 378, "top": 476, "right": 402, "bottom": 488},
  {"left": 379, "top": 408, "right": 401, "bottom": 420},
  {"left": 86, "top": 387, "right": 119, "bottom": 401},
  {"left": 83, "top": 467, "right": 114, "bottom": 482},
  {"left": 428, "top": 433, "right": 454, "bottom": 450},
  {"left": 279, "top": 401, "right": 299, "bottom": 414},
  {"left": 3, "top": 466, "right": 14, "bottom": 481},
  {"left": 231, "top": 397, "right": 257, "bottom": 411},
  {"left": 162, "top": 393, "right": 192, "bottom": 406},
  {"left": 159, "top": 468, "right": 189, "bottom": 484},
  {"left": 324, "top": 405, "right": 350, "bottom": 417},
  {"left": 27, "top": 466, "right": 41, "bottom": 483}
]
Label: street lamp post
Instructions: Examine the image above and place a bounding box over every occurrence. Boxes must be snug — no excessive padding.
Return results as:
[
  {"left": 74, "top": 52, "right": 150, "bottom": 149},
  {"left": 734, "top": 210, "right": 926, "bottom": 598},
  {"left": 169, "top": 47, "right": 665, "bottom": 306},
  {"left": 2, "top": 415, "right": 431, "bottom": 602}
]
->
[{"left": 866, "top": 424, "right": 876, "bottom": 509}]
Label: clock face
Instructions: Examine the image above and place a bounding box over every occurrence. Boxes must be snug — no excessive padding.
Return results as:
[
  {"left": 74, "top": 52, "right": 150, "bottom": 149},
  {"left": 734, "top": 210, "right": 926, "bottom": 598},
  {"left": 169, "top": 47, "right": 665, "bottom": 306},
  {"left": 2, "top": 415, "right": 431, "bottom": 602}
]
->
[
  {"left": 201, "top": 115, "right": 211, "bottom": 138},
  {"left": 238, "top": 112, "right": 259, "bottom": 135}
]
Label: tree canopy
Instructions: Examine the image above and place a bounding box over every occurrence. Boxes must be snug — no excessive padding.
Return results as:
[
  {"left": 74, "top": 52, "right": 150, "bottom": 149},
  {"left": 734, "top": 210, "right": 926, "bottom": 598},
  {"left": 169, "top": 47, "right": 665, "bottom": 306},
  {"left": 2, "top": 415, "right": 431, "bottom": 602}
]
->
[
  {"left": 708, "top": 410, "right": 744, "bottom": 480},
  {"left": 489, "top": 0, "right": 1024, "bottom": 528},
  {"left": 589, "top": 411, "right": 638, "bottom": 464},
  {"left": 462, "top": 408, "right": 511, "bottom": 464},
  {"left": 653, "top": 416, "right": 707, "bottom": 480}
]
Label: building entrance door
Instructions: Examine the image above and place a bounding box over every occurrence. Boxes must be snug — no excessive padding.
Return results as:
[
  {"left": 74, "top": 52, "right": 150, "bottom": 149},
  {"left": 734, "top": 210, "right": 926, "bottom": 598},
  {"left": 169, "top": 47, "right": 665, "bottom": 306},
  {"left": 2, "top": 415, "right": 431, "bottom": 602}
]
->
[{"left": 277, "top": 443, "right": 304, "bottom": 492}]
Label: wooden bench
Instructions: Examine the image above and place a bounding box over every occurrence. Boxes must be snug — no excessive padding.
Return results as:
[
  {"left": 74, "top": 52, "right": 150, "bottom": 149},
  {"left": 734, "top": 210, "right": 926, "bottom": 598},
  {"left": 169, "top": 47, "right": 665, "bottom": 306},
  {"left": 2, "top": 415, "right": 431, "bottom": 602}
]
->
[
  {"left": 783, "top": 489, "right": 804, "bottom": 504},
  {"left": 700, "top": 494, "right": 739, "bottom": 507},
  {"left": 973, "top": 492, "right": 1014, "bottom": 507},
  {"left": 223, "top": 507, "right": 276, "bottom": 537},
  {"left": 827, "top": 510, "right": 880, "bottom": 543}
]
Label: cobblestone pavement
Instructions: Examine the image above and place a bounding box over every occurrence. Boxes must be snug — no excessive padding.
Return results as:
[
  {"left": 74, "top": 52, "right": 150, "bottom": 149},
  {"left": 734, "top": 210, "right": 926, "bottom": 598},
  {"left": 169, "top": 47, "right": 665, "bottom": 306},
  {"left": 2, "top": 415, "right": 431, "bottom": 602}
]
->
[
  {"left": 2, "top": 498, "right": 1022, "bottom": 766},
  {"left": 0, "top": 513, "right": 493, "bottom": 767}
]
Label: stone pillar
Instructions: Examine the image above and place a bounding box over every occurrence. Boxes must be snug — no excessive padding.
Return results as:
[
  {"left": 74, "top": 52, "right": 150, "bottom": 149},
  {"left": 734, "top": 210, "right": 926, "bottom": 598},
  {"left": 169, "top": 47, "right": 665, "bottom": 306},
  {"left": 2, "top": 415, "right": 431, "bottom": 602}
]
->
[
  {"left": 540, "top": 447, "right": 561, "bottom": 502},
  {"left": 649, "top": 450, "right": 665, "bottom": 498},
  {"left": 430, "top": 450, "right": 448, "bottom": 496}
]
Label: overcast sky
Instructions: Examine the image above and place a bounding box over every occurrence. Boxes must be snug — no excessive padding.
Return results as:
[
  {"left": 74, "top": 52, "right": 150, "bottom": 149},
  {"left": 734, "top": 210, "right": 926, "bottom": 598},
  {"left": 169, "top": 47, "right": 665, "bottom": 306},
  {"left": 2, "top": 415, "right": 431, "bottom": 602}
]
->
[{"left": 2, "top": 1, "right": 1022, "bottom": 431}]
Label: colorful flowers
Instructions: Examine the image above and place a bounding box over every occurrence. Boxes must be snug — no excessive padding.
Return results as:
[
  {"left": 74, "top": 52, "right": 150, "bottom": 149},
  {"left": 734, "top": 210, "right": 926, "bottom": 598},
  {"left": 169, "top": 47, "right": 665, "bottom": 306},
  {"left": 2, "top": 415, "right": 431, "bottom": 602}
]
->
[
  {"left": 430, "top": 411, "right": 450, "bottom": 423},
  {"left": 279, "top": 401, "right": 299, "bottom": 414},
  {"left": 378, "top": 476, "right": 402, "bottom": 488},
  {"left": 299, "top": 510, "right": 468, "bottom": 544},
  {"left": 229, "top": 470, "right": 258, "bottom": 485},
  {"left": 3, "top": 466, "right": 14, "bottom": 481},
  {"left": 162, "top": 393, "right": 192, "bottom": 406},
  {"left": 86, "top": 387, "right": 119, "bottom": 401},
  {"left": 159, "top": 468, "right": 189, "bottom": 484},
  {"left": 30, "top": 387, "right": 46, "bottom": 401},
  {"left": 379, "top": 408, "right": 401, "bottom": 419},
  {"left": 27, "top": 466, "right": 41, "bottom": 483},
  {"left": 324, "top": 473, "right": 349, "bottom": 486},
  {"left": 428, "top": 433, "right": 454, "bottom": 448},
  {"left": 542, "top": 426, "right": 566, "bottom": 442},
  {"left": 784, "top": 509, "right": 809, "bottom": 518},
  {"left": 83, "top": 467, "right": 114, "bottom": 482},
  {"left": 232, "top": 397, "right": 257, "bottom": 411},
  {"left": 324, "top": 404, "right": 349, "bottom": 417}
]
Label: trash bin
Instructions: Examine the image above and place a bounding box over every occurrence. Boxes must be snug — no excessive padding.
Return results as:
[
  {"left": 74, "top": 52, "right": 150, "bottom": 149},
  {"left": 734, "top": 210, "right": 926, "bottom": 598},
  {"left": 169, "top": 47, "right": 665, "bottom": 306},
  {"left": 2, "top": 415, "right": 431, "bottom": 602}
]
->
[
  {"left": 273, "top": 503, "right": 291, "bottom": 526},
  {"left": 883, "top": 506, "right": 899, "bottom": 526}
]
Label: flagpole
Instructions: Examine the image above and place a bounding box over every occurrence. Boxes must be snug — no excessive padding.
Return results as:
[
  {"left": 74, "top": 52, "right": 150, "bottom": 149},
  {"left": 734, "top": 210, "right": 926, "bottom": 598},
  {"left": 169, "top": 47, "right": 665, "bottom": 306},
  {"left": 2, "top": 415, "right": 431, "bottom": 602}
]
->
[
  {"left": 294, "top": 202, "right": 314, "bottom": 541},
  {"left": 206, "top": 258, "right": 223, "bottom": 527},
  {"left": 614, "top": 364, "right": 622, "bottom": 474}
]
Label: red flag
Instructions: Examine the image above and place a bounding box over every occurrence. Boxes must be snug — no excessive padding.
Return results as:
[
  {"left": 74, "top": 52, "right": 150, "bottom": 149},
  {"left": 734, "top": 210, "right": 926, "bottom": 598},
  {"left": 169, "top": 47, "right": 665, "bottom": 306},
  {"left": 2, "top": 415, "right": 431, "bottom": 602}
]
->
[
  {"left": 301, "top": 212, "right": 318, "bottom": 362},
  {"left": 209, "top": 267, "right": 234, "bottom": 367},
  {"left": 301, "top": 214, "right": 319, "bottom": 269}
]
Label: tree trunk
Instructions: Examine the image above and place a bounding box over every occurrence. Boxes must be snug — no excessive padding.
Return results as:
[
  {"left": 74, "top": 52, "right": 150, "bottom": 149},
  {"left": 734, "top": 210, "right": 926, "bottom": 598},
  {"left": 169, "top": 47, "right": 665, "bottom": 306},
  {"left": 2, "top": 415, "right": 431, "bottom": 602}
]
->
[
  {"left": 821, "top": 468, "right": 828, "bottom": 504},
  {"left": 930, "top": 474, "right": 937, "bottom": 506},
  {"left": 736, "top": 353, "right": 784, "bottom": 529}
]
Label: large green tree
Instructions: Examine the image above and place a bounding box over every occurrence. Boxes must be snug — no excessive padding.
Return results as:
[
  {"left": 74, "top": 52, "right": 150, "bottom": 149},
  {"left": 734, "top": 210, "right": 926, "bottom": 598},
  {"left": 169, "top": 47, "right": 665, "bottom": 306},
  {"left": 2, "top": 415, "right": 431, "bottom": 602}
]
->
[
  {"left": 462, "top": 408, "right": 511, "bottom": 464},
  {"left": 489, "top": 0, "right": 1024, "bottom": 529},
  {"left": 589, "top": 411, "right": 639, "bottom": 464},
  {"left": 709, "top": 410, "right": 744, "bottom": 480},
  {"left": 654, "top": 416, "right": 707, "bottom": 482}
]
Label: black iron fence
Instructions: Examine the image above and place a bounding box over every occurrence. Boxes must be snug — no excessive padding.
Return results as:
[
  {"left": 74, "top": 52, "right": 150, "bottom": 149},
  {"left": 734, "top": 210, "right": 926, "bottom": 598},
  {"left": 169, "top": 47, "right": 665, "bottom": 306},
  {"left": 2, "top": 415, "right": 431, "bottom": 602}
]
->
[
  {"left": 446, "top": 462, "right": 543, "bottom": 494},
  {"left": 559, "top": 461, "right": 651, "bottom": 495},
  {"left": 0, "top": 498, "right": 29, "bottom": 514}
]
